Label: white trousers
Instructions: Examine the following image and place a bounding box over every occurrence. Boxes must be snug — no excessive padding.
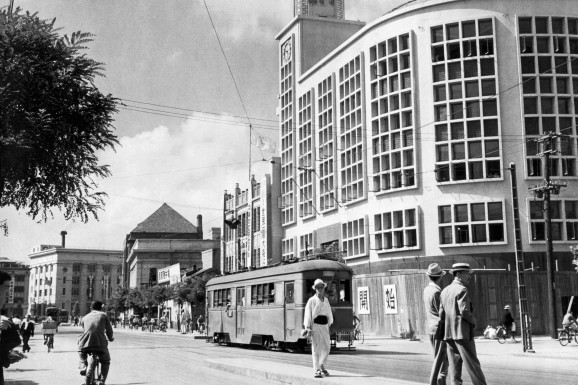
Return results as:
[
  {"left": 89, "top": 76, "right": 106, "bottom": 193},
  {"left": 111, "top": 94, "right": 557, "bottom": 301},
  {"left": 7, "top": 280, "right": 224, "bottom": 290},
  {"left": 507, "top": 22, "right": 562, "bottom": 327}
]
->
[{"left": 311, "top": 323, "right": 330, "bottom": 371}]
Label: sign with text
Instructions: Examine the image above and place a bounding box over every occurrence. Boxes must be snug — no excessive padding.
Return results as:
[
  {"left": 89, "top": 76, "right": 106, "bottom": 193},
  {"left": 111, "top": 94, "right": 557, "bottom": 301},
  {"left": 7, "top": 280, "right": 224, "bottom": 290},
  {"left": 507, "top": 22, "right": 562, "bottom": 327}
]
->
[
  {"left": 157, "top": 263, "right": 181, "bottom": 284},
  {"left": 383, "top": 284, "right": 398, "bottom": 314},
  {"left": 357, "top": 286, "right": 370, "bottom": 315}
]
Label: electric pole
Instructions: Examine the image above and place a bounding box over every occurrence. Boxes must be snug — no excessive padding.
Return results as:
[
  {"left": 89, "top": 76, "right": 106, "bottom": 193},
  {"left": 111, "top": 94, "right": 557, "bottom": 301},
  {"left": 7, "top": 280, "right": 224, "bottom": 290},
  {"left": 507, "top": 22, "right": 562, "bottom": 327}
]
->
[{"left": 528, "top": 132, "right": 568, "bottom": 339}]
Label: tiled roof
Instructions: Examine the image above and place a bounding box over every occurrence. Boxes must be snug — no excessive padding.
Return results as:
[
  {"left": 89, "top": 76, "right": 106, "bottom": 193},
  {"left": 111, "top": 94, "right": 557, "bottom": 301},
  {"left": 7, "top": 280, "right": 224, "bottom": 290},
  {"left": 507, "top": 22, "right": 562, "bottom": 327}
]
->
[{"left": 131, "top": 203, "right": 197, "bottom": 234}]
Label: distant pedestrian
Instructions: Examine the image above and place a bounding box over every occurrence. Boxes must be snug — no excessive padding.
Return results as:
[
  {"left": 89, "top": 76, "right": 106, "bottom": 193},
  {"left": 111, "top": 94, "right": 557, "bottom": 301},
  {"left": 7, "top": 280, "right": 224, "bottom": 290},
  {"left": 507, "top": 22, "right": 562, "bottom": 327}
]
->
[
  {"left": 440, "top": 262, "right": 487, "bottom": 385},
  {"left": 500, "top": 305, "right": 516, "bottom": 342},
  {"left": 303, "top": 278, "right": 333, "bottom": 378},
  {"left": 74, "top": 316, "right": 79, "bottom": 327},
  {"left": 197, "top": 314, "right": 205, "bottom": 334},
  {"left": 20, "top": 314, "right": 35, "bottom": 353},
  {"left": 423, "top": 263, "right": 448, "bottom": 385},
  {"left": 562, "top": 310, "right": 578, "bottom": 331}
]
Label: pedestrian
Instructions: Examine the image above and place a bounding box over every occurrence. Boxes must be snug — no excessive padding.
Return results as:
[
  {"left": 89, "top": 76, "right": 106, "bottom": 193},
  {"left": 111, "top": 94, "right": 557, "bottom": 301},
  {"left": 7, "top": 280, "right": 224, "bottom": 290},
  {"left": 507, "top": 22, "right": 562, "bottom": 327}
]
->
[
  {"left": 20, "top": 314, "right": 35, "bottom": 353},
  {"left": 303, "top": 278, "right": 333, "bottom": 378},
  {"left": 197, "top": 314, "right": 205, "bottom": 334},
  {"left": 439, "top": 262, "right": 487, "bottom": 385},
  {"left": 181, "top": 310, "right": 190, "bottom": 334},
  {"left": 423, "top": 263, "right": 448, "bottom": 385},
  {"left": 74, "top": 316, "right": 79, "bottom": 327},
  {"left": 500, "top": 305, "right": 516, "bottom": 342}
]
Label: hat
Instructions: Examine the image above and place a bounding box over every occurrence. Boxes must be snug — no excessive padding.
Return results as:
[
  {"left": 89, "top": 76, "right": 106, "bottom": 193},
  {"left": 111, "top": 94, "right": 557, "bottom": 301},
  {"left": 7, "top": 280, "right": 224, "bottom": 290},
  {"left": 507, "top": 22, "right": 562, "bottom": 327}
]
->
[
  {"left": 312, "top": 279, "right": 327, "bottom": 289},
  {"left": 450, "top": 262, "right": 471, "bottom": 273},
  {"left": 504, "top": 305, "right": 511, "bottom": 310},
  {"left": 426, "top": 263, "right": 446, "bottom": 277}
]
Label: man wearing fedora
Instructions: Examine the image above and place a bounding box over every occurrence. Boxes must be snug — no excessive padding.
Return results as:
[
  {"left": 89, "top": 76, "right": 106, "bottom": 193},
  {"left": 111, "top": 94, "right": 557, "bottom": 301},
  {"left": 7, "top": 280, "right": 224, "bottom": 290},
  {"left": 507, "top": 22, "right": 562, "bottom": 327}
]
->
[
  {"left": 303, "top": 278, "right": 333, "bottom": 378},
  {"left": 423, "top": 263, "right": 448, "bottom": 385},
  {"left": 440, "top": 262, "right": 487, "bottom": 385}
]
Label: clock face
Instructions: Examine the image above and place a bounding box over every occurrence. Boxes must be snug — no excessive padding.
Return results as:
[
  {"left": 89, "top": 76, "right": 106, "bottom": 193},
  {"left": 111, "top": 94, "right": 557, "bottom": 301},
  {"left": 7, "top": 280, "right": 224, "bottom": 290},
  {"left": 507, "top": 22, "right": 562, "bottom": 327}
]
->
[{"left": 282, "top": 41, "right": 292, "bottom": 64}]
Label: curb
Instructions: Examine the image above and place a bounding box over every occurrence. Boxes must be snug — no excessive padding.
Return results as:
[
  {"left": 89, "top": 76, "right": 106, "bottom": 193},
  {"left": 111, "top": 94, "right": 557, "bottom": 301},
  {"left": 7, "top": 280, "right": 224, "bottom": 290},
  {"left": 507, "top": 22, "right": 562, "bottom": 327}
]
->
[{"left": 204, "top": 358, "right": 422, "bottom": 385}]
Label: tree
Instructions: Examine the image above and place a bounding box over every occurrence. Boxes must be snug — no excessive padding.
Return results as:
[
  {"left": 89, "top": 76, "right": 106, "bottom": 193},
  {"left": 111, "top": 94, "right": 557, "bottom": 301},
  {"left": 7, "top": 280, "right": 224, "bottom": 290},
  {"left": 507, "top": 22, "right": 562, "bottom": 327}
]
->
[
  {"left": 0, "top": 8, "right": 118, "bottom": 222},
  {"left": 125, "top": 288, "right": 144, "bottom": 314},
  {"left": 107, "top": 286, "right": 129, "bottom": 314}
]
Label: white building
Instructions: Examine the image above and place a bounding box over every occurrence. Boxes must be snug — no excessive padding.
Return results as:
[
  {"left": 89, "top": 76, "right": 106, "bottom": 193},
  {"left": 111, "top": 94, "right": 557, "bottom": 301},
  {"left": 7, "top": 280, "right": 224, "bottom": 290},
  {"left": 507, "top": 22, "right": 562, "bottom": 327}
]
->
[{"left": 276, "top": 0, "right": 578, "bottom": 273}]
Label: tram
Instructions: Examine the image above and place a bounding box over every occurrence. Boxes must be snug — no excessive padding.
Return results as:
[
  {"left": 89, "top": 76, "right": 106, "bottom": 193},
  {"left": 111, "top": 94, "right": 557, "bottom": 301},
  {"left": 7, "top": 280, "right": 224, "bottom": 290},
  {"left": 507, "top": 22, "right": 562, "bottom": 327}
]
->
[{"left": 205, "top": 258, "right": 354, "bottom": 350}]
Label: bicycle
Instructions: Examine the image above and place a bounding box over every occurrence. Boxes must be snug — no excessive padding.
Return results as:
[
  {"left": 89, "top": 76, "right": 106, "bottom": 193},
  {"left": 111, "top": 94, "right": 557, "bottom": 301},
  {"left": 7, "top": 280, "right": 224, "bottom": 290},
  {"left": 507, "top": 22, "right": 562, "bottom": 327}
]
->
[
  {"left": 558, "top": 327, "right": 578, "bottom": 346},
  {"left": 85, "top": 352, "right": 104, "bottom": 385},
  {"left": 353, "top": 323, "right": 364, "bottom": 344},
  {"left": 496, "top": 325, "right": 518, "bottom": 344},
  {"left": 159, "top": 323, "right": 167, "bottom": 333}
]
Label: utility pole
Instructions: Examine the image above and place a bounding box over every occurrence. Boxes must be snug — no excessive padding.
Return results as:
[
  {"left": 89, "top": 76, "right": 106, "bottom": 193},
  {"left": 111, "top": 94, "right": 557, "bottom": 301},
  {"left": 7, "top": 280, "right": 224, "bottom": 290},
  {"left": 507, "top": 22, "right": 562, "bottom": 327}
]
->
[{"left": 528, "top": 132, "right": 568, "bottom": 339}]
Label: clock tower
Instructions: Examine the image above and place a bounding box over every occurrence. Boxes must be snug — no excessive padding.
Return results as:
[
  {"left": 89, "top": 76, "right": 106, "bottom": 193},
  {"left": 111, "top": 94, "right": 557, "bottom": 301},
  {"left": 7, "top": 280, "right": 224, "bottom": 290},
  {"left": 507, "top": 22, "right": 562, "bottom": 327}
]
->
[{"left": 294, "top": 0, "right": 345, "bottom": 19}]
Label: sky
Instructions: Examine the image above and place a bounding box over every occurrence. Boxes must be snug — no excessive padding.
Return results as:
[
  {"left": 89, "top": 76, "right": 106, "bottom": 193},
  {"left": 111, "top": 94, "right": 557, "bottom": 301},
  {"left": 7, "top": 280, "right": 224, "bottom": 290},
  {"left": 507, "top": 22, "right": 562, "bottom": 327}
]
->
[{"left": 0, "top": 0, "right": 406, "bottom": 262}]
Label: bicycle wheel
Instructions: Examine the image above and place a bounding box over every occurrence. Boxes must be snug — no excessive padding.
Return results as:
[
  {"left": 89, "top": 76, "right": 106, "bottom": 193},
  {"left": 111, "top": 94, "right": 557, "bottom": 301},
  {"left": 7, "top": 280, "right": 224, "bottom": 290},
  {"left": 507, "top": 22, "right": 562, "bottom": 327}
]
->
[
  {"left": 558, "top": 330, "right": 569, "bottom": 346},
  {"left": 574, "top": 332, "right": 578, "bottom": 344},
  {"left": 497, "top": 329, "right": 506, "bottom": 344}
]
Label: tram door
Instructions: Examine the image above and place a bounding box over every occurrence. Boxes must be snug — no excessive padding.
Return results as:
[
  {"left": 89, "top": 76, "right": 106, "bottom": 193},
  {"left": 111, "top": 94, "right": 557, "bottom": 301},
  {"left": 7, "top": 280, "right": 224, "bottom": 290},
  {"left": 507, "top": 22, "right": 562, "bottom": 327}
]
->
[
  {"left": 284, "top": 282, "right": 295, "bottom": 340},
  {"left": 236, "top": 287, "right": 245, "bottom": 338}
]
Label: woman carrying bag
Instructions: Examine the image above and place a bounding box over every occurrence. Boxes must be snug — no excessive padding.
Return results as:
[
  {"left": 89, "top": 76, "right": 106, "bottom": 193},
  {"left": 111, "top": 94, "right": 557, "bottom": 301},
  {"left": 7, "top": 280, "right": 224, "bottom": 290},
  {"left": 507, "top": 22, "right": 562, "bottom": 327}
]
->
[{"left": 303, "top": 278, "right": 333, "bottom": 378}]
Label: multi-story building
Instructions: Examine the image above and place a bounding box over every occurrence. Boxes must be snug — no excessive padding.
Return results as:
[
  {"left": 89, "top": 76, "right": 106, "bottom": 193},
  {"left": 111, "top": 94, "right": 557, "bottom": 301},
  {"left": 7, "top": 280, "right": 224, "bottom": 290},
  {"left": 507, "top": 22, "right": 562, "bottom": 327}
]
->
[
  {"left": 222, "top": 161, "right": 282, "bottom": 273},
  {"left": 124, "top": 203, "right": 220, "bottom": 288},
  {"left": 28, "top": 244, "right": 122, "bottom": 317},
  {"left": 0, "top": 258, "right": 30, "bottom": 318},
  {"left": 276, "top": 0, "right": 578, "bottom": 274}
]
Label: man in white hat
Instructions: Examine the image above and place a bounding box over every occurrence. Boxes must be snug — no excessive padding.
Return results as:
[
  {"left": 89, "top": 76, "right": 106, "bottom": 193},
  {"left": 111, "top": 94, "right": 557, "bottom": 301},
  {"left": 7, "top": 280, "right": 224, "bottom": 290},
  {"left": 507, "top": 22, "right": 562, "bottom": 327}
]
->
[
  {"left": 439, "top": 262, "right": 487, "bottom": 385},
  {"left": 303, "top": 278, "right": 333, "bottom": 378},
  {"left": 423, "top": 263, "right": 448, "bottom": 385}
]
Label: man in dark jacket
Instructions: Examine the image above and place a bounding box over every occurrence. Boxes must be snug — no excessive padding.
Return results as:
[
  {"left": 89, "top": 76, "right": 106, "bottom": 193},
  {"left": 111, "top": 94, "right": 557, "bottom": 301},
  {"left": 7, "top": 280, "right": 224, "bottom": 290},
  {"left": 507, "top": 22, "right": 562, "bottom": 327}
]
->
[
  {"left": 423, "top": 263, "right": 448, "bottom": 385},
  {"left": 78, "top": 301, "right": 114, "bottom": 384},
  {"left": 439, "top": 262, "right": 487, "bottom": 385},
  {"left": 19, "top": 315, "right": 34, "bottom": 353}
]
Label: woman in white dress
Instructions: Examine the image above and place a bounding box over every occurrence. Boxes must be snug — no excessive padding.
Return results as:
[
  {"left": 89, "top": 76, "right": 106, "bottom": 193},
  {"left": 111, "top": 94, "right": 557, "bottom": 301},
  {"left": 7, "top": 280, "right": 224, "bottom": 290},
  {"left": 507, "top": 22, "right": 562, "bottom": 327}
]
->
[{"left": 303, "top": 278, "right": 334, "bottom": 378}]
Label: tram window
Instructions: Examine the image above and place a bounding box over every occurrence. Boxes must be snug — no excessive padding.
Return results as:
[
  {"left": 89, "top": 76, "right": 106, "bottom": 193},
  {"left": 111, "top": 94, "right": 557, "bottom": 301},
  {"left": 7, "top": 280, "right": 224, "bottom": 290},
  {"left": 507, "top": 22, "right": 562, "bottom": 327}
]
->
[
  {"left": 251, "top": 283, "right": 275, "bottom": 305},
  {"left": 213, "top": 288, "right": 231, "bottom": 307},
  {"left": 237, "top": 287, "right": 245, "bottom": 306},
  {"left": 339, "top": 279, "right": 351, "bottom": 302},
  {"left": 327, "top": 281, "right": 338, "bottom": 304},
  {"left": 285, "top": 283, "right": 294, "bottom": 304}
]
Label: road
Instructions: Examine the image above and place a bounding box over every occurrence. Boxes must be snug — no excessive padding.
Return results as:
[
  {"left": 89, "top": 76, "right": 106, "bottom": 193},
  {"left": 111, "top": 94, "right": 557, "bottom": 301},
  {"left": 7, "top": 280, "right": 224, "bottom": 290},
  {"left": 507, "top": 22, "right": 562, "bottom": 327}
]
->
[{"left": 4, "top": 325, "right": 577, "bottom": 384}]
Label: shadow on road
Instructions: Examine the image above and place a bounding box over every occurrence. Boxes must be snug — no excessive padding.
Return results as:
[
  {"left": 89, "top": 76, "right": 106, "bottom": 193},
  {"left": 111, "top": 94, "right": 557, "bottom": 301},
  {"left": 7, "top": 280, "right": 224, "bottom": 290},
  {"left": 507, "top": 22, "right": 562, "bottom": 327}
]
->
[
  {"left": 354, "top": 349, "right": 427, "bottom": 356},
  {"left": 6, "top": 381, "right": 38, "bottom": 385}
]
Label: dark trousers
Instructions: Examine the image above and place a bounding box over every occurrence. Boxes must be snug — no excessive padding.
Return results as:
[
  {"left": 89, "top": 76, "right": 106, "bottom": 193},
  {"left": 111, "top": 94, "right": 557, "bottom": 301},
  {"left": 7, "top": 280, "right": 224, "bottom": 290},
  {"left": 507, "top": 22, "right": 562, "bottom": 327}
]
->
[
  {"left": 446, "top": 339, "right": 487, "bottom": 385},
  {"left": 22, "top": 334, "right": 31, "bottom": 352},
  {"left": 428, "top": 334, "right": 448, "bottom": 385},
  {"left": 79, "top": 349, "right": 111, "bottom": 381}
]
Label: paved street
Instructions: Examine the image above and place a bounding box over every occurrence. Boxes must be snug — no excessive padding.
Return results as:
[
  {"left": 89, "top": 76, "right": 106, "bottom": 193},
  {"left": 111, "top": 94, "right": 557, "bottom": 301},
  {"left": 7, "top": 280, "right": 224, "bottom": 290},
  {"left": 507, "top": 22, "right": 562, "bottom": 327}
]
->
[{"left": 4, "top": 325, "right": 577, "bottom": 384}]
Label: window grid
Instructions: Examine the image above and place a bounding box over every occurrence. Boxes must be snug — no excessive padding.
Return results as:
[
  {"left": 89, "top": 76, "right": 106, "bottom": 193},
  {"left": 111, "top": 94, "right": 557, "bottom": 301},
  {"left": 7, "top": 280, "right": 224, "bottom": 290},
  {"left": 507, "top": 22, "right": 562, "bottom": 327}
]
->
[
  {"left": 431, "top": 18, "right": 502, "bottom": 183},
  {"left": 338, "top": 55, "right": 365, "bottom": 204},
  {"left": 438, "top": 201, "right": 506, "bottom": 246},
  {"left": 298, "top": 90, "right": 315, "bottom": 219},
  {"left": 317, "top": 75, "right": 337, "bottom": 212},
  {"left": 282, "top": 237, "right": 295, "bottom": 260},
  {"left": 374, "top": 208, "right": 419, "bottom": 251},
  {"left": 341, "top": 217, "right": 366, "bottom": 258},
  {"left": 369, "top": 33, "right": 416, "bottom": 192},
  {"left": 280, "top": 38, "right": 295, "bottom": 225},
  {"left": 529, "top": 199, "right": 578, "bottom": 241},
  {"left": 299, "top": 233, "right": 314, "bottom": 258},
  {"left": 519, "top": 16, "right": 578, "bottom": 178}
]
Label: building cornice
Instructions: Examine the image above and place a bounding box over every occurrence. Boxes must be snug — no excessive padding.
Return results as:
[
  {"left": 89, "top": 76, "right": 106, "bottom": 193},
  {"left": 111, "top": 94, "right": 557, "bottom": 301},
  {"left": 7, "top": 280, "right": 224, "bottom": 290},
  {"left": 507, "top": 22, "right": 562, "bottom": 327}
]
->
[
  {"left": 28, "top": 248, "right": 122, "bottom": 259},
  {"left": 275, "top": 14, "right": 365, "bottom": 41}
]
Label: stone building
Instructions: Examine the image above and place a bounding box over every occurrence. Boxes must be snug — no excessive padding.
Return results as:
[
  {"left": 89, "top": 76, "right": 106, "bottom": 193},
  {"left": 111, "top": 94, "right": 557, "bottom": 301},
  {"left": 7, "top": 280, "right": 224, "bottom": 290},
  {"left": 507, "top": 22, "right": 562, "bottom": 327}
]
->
[
  {"left": 222, "top": 160, "right": 282, "bottom": 273},
  {"left": 0, "top": 258, "right": 30, "bottom": 318},
  {"left": 123, "top": 203, "right": 220, "bottom": 288},
  {"left": 27, "top": 244, "right": 122, "bottom": 317}
]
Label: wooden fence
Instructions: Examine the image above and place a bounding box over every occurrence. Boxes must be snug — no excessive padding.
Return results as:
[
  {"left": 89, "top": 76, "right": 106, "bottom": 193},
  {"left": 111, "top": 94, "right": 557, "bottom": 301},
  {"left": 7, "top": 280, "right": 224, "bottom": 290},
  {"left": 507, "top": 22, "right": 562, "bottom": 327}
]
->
[{"left": 352, "top": 270, "right": 578, "bottom": 337}]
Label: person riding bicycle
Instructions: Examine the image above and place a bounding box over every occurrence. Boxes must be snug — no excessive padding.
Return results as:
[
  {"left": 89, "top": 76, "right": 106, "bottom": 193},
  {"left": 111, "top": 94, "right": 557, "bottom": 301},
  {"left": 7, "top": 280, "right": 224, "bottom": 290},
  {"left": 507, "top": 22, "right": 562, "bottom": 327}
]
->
[
  {"left": 78, "top": 301, "right": 114, "bottom": 385},
  {"left": 42, "top": 316, "right": 57, "bottom": 348},
  {"left": 562, "top": 311, "right": 578, "bottom": 332},
  {"left": 353, "top": 312, "right": 361, "bottom": 332},
  {"left": 499, "top": 305, "right": 516, "bottom": 342}
]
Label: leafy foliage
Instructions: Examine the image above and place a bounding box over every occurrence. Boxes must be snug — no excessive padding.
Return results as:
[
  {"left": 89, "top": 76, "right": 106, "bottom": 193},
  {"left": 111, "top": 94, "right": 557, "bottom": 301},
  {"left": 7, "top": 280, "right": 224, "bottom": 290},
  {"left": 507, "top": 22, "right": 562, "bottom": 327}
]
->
[
  {"left": 0, "top": 8, "right": 118, "bottom": 222},
  {"left": 107, "top": 286, "right": 129, "bottom": 314}
]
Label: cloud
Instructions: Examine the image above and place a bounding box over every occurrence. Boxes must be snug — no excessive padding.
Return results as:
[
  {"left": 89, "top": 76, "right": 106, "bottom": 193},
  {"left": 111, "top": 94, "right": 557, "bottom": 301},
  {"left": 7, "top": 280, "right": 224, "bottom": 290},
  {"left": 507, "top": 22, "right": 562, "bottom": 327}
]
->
[{"left": 0, "top": 113, "right": 276, "bottom": 260}]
